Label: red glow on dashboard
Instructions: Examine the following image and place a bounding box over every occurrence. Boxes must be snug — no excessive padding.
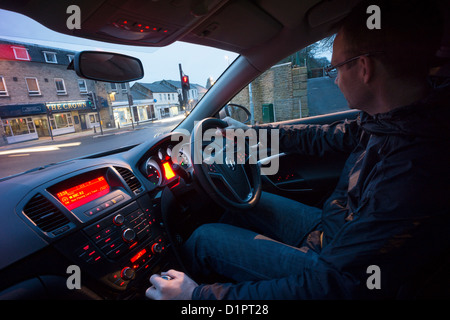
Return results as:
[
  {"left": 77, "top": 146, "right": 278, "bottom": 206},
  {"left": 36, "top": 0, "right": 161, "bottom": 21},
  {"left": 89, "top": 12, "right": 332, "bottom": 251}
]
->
[
  {"left": 130, "top": 248, "right": 147, "bottom": 263},
  {"left": 162, "top": 162, "right": 176, "bottom": 180},
  {"left": 56, "top": 176, "right": 110, "bottom": 210}
]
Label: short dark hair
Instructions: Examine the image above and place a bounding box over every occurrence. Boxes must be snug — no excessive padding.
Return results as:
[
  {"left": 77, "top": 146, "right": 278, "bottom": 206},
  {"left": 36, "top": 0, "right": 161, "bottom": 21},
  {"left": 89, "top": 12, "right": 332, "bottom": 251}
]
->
[{"left": 339, "top": 0, "right": 443, "bottom": 79}]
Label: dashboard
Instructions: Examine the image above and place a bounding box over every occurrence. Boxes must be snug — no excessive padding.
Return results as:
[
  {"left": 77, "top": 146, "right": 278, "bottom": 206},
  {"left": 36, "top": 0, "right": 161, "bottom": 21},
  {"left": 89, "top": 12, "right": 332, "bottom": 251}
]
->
[{"left": 0, "top": 132, "right": 195, "bottom": 299}]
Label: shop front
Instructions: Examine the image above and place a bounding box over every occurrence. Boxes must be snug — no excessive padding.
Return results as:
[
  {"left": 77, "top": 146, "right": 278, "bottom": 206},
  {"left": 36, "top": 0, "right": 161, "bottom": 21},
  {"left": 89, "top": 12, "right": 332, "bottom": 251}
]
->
[
  {"left": 112, "top": 100, "right": 156, "bottom": 127},
  {"left": 0, "top": 103, "right": 43, "bottom": 144},
  {"left": 0, "top": 100, "right": 93, "bottom": 144}
]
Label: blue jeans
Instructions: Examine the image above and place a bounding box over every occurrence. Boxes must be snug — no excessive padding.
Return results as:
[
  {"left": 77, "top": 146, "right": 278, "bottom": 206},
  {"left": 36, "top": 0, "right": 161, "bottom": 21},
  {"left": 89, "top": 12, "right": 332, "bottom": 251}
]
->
[{"left": 182, "top": 192, "right": 322, "bottom": 283}]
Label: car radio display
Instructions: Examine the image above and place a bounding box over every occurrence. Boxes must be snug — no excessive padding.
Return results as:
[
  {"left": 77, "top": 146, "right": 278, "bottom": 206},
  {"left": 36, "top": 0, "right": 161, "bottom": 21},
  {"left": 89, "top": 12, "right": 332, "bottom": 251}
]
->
[{"left": 56, "top": 176, "right": 110, "bottom": 210}]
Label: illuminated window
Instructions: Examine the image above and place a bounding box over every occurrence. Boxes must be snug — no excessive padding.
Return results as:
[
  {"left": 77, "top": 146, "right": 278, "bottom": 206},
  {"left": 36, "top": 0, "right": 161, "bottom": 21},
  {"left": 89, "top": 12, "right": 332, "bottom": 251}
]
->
[
  {"left": 2, "top": 118, "right": 35, "bottom": 136},
  {"left": 50, "top": 113, "right": 73, "bottom": 129}
]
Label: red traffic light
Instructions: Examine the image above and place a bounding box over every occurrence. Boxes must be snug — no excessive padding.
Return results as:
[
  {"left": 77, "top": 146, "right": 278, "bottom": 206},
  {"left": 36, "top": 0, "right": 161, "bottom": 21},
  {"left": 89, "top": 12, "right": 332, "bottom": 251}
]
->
[{"left": 182, "top": 76, "right": 188, "bottom": 83}]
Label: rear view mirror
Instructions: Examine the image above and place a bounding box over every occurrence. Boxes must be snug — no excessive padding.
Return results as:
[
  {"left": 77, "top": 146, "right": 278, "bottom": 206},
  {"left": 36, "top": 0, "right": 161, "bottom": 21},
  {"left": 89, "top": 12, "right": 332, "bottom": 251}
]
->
[{"left": 70, "top": 51, "right": 144, "bottom": 82}]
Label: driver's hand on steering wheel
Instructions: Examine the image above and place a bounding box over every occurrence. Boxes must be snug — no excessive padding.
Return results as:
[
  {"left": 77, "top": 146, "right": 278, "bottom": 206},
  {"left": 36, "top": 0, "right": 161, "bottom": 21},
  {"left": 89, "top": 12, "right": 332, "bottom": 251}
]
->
[
  {"left": 218, "top": 117, "right": 260, "bottom": 151},
  {"left": 221, "top": 116, "right": 250, "bottom": 131},
  {"left": 145, "top": 269, "right": 198, "bottom": 300}
]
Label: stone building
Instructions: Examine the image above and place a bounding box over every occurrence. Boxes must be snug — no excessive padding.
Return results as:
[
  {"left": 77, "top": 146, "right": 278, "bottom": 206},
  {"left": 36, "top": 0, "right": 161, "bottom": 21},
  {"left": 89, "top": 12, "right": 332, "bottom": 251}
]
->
[
  {"left": 230, "top": 63, "right": 308, "bottom": 124},
  {"left": 0, "top": 39, "right": 112, "bottom": 144}
]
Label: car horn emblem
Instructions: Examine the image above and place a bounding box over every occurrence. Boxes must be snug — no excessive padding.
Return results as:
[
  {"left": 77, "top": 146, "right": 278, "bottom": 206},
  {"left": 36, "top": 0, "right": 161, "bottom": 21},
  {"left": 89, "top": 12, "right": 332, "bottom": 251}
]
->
[{"left": 225, "top": 157, "right": 236, "bottom": 170}]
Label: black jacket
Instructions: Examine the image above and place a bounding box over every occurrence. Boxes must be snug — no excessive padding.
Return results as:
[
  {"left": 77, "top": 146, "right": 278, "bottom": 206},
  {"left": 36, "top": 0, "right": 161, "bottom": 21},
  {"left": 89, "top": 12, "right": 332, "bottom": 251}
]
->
[{"left": 193, "top": 84, "right": 450, "bottom": 299}]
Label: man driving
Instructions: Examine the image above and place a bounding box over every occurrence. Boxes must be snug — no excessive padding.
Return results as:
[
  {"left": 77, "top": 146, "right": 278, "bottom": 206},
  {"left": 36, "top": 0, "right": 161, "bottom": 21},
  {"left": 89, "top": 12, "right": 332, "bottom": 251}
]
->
[{"left": 146, "top": 0, "right": 449, "bottom": 299}]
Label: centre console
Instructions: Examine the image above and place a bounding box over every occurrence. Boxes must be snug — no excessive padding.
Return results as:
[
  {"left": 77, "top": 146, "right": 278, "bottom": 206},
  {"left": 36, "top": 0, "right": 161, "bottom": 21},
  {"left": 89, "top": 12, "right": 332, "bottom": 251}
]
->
[{"left": 40, "top": 166, "right": 179, "bottom": 297}]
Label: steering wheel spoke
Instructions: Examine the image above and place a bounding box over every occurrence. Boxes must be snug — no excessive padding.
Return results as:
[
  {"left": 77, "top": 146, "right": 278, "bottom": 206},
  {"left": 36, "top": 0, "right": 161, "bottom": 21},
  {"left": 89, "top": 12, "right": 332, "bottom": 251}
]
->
[{"left": 205, "top": 162, "right": 253, "bottom": 203}]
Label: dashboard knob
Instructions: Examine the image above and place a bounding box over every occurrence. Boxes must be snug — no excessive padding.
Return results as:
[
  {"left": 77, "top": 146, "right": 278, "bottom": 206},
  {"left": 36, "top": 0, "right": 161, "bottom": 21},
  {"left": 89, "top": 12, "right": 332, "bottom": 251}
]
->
[
  {"left": 122, "top": 228, "right": 136, "bottom": 243},
  {"left": 151, "top": 242, "right": 162, "bottom": 254},
  {"left": 121, "top": 267, "right": 135, "bottom": 280},
  {"left": 113, "top": 214, "right": 125, "bottom": 226}
]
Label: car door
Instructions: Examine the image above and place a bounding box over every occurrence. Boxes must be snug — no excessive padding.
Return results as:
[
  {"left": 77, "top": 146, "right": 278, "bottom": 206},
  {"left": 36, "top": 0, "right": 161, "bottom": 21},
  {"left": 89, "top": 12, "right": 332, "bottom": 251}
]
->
[{"left": 258, "top": 110, "right": 358, "bottom": 208}]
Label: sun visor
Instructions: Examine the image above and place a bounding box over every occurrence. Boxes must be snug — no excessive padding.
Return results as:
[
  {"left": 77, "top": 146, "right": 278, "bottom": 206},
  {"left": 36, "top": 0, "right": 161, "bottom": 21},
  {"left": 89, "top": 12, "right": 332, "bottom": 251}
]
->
[{"left": 307, "top": 0, "right": 361, "bottom": 28}]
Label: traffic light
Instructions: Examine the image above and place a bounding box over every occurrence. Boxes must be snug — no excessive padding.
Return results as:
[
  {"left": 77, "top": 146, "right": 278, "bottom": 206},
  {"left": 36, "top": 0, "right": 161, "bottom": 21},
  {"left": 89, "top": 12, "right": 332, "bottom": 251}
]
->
[
  {"left": 181, "top": 75, "right": 190, "bottom": 91},
  {"left": 87, "top": 91, "right": 96, "bottom": 110}
]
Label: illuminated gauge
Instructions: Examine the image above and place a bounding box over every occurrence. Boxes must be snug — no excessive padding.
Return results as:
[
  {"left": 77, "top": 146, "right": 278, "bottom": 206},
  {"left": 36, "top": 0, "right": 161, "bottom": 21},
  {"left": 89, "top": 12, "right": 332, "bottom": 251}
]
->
[
  {"left": 179, "top": 149, "right": 191, "bottom": 169},
  {"left": 145, "top": 159, "right": 162, "bottom": 186},
  {"left": 177, "top": 145, "right": 191, "bottom": 169},
  {"left": 166, "top": 146, "right": 172, "bottom": 157}
]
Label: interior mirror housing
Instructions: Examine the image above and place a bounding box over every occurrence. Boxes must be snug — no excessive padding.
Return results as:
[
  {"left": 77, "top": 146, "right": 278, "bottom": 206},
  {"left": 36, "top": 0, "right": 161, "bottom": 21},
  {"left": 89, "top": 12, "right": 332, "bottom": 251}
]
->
[{"left": 70, "top": 51, "right": 144, "bottom": 83}]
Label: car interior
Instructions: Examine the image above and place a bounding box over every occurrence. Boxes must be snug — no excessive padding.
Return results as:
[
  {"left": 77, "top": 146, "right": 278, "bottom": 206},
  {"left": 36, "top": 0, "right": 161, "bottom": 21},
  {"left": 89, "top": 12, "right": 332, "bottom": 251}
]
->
[{"left": 0, "top": 0, "right": 448, "bottom": 300}]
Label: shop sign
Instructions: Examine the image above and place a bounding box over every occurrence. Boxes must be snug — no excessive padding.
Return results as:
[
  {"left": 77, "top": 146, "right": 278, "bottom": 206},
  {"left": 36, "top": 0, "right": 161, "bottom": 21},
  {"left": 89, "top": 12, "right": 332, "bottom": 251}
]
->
[{"left": 46, "top": 100, "right": 91, "bottom": 112}]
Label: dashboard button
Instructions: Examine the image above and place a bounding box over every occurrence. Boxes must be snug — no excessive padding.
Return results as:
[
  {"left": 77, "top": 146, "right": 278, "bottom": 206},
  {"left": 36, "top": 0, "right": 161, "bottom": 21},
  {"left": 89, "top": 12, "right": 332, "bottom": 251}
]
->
[
  {"left": 122, "top": 228, "right": 136, "bottom": 243},
  {"left": 113, "top": 214, "right": 125, "bottom": 226},
  {"left": 121, "top": 267, "right": 135, "bottom": 280},
  {"left": 151, "top": 242, "right": 162, "bottom": 254}
]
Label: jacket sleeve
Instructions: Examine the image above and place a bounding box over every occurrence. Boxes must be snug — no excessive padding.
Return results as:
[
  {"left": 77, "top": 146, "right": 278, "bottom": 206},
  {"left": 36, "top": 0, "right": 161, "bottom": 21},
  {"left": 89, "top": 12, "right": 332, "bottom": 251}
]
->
[{"left": 252, "top": 118, "right": 361, "bottom": 157}]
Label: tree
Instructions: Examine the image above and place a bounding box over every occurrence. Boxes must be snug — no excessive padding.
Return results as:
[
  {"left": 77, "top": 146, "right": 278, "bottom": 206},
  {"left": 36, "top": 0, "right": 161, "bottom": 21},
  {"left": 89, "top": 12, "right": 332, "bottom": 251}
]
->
[{"left": 279, "top": 35, "right": 335, "bottom": 77}]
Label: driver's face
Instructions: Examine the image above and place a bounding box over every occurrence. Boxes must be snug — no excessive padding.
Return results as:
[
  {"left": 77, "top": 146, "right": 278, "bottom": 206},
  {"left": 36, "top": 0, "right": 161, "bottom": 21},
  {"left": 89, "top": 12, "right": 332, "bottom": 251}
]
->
[{"left": 331, "top": 30, "right": 369, "bottom": 112}]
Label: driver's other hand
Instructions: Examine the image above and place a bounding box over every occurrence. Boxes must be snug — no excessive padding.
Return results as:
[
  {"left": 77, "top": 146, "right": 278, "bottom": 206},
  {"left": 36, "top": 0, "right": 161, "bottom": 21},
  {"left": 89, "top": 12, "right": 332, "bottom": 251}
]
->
[
  {"left": 222, "top": 116, "right": 250, "bottom": 131},
  {"left": 145, "top": 269, "right": 198, "bottom": 300}
]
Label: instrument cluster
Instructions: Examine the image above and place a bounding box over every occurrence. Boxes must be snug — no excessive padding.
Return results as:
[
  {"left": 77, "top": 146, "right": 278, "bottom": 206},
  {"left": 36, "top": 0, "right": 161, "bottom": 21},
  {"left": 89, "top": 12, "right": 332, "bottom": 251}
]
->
[{"left": 142, "top": 140, "right": 192, "bottom": 188}]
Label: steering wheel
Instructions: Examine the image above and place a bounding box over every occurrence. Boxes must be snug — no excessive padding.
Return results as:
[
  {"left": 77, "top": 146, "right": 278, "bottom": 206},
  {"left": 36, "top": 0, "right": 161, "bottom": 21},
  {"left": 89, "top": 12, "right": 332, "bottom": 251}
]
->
[{"left": 190, "top": 118, "right": 261, "bottom": 210}]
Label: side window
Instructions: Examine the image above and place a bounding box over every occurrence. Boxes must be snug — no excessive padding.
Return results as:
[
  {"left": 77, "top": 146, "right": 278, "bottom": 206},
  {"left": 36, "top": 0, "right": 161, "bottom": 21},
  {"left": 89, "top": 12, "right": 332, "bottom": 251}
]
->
[{"left": 229, "top": 35, "right": 348, "bottom": 125}]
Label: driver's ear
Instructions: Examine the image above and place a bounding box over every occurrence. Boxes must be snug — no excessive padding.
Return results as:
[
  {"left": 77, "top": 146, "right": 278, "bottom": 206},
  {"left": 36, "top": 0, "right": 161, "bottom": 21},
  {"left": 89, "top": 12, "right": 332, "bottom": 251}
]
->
[{"left": 359, "top": 55, "right": 374, "bottom": 84}]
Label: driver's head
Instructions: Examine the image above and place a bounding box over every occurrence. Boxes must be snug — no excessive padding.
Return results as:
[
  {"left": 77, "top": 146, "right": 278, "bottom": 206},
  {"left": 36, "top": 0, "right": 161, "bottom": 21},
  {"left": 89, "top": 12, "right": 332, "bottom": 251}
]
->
[{"left": 332, "top": 0, "right": 444, "bottom": 114}]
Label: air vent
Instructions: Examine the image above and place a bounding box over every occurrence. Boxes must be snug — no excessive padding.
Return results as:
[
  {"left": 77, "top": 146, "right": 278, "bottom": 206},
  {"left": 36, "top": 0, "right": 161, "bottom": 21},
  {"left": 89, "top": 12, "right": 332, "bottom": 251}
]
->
[
  {"left": 114, "top": 166, "right": 142, "bottom": 194},
  {"left": 23, "top": 193, "right": 70, "bottom": 233}
]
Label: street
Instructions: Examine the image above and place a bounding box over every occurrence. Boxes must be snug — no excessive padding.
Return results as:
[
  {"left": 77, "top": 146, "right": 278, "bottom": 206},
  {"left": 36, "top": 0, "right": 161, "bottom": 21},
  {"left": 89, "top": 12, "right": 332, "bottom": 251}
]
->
[
  {"left": 0, "top": 116, "right": 183, "bottom": 179},
  {"left": 307, "top": 77, "right": 349, "bottom": 116}
]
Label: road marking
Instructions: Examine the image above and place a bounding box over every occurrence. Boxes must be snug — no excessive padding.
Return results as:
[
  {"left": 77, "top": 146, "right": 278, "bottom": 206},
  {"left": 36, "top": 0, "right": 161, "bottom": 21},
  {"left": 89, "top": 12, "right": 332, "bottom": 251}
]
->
[
  {"left": 0, "top": 142, "right": 81, "bottom": 156},
  {"left": 8, "top": 154, "right": 30, "bottom": 157}
]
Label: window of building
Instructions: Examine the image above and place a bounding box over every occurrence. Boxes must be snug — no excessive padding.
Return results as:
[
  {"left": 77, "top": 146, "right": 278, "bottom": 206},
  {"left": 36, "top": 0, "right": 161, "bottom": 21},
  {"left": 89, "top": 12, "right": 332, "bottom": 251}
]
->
[
  {"left": 25, "top": 77, "right": 41, "bottom": 96},
  {"left": 0, "top": 76, "right": 8, "bottom": 96},
  {"left": 89, "top": 113, "right": 100, "bottom": 126},
  {"left": 2, "top": 118, "right": 36, "bottom": 137},
  {"left": 121, "top": 83, "right": 127, "bottom": 92},
  {"left": 49, "top": 113, "right": 73, "bottom": 130},
  {"left": 110, "top": 83, "right": 117, "bottom": 91},
  {"left": 54, "top": 78, "right": 66, "bottom": 95},
  {"left": 12, "top": 46, "right": 30, "bottom": 61},
  {"left": 43, "top": 51, "right": 57, "bottom": 63},
  {"left": 78, "top": 79, "right": 87, "bottom": 93}
]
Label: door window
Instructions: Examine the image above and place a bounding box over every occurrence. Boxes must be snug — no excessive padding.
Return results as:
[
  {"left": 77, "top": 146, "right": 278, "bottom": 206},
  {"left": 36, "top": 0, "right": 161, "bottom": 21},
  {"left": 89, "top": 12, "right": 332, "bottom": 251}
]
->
[{"left": 229, "top": 35, "right": 348, "bottom": 125}]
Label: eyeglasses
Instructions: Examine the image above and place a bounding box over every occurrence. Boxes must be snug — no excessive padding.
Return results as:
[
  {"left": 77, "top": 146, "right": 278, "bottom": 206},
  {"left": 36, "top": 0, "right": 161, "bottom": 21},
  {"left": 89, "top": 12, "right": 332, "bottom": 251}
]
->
[{"left": 325, "top": 51, "right": 384, "bottom": 79}]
